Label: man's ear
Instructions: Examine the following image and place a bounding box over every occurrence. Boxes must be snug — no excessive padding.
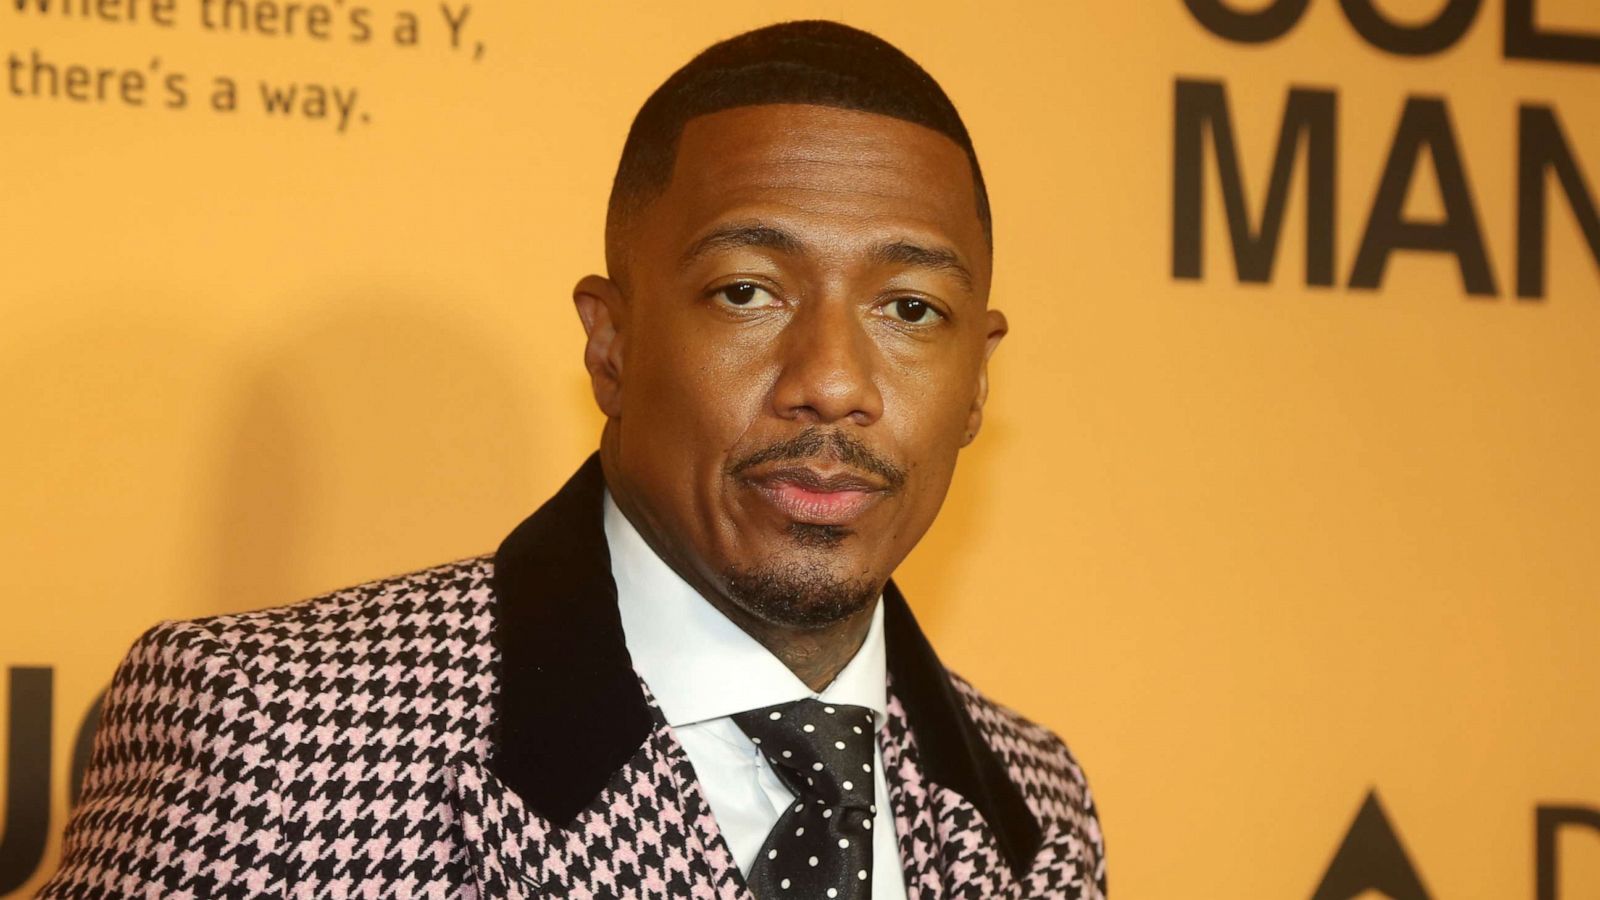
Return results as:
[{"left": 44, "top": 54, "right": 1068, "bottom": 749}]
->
[
  {"left": 963, "top": 307, "right": 1008, "bottom": 447},
  {"left": 573, "top": 274, "right": 626, "bottom": 418}
]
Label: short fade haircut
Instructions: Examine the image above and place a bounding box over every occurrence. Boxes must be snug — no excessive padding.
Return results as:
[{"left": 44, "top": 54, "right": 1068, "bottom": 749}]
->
[{"left": 605, "top": 20, "right": 991, "bottom": 282}]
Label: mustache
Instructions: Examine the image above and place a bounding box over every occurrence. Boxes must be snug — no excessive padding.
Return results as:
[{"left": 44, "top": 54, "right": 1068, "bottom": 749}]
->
[{"left": 727, "top": 427, "right": 908, "bottom": 492}]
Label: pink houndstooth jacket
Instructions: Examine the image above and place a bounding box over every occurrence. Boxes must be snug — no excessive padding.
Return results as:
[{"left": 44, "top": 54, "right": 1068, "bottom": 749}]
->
[{"left": 41, "top": 456, "right": 1106, "bottom": 899}]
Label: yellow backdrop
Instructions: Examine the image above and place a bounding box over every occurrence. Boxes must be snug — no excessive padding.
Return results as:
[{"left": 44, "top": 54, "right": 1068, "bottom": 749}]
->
[{"left": 4, "top": 0, "right": 1598, "bottom": 897}]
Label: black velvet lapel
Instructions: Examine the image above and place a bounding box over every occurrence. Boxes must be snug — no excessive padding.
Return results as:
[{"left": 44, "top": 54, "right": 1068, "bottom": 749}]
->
[
  {"left": 489, "top": 453, "right": 654, "bottom": 826},
  {"left": 490, "top": 452, "right": 1044, "bottom": 873},
  {"left": 883, "top": 581, "right": 1044, "bottom": 878}
]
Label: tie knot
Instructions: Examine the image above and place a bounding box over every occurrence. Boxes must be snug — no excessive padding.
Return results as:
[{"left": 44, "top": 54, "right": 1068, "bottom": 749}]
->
[{"left": 732, "top": 698, "right": 877, "bottom": 809}]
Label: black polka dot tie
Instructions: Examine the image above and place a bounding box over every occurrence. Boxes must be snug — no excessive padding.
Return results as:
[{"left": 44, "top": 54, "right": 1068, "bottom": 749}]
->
[{"left": 732, "top": 698, "right": 877, "bottom": 899}]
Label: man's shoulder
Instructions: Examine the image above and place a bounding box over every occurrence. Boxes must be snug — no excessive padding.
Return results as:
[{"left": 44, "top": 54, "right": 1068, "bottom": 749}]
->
[
  {"left": 57, "top": 557, "right": 505, "bottom": 896},
  {"left": 119, "top": 555, "right": 500, "bottom": 725},
  {"left": 947, "top": 671, "right": 1102, "bottom": 835},
  {"left": 171, "top": 554, "right": 498, "bottom": 651}
]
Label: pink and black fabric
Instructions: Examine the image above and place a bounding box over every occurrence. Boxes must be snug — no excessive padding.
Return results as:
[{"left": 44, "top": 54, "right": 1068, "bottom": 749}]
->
[{"left": 41, "top": 455, "right": 1107, "bottom": 899}]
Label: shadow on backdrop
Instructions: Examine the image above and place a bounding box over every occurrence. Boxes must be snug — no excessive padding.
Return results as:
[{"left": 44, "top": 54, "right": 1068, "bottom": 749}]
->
[{"left": 203, "top": 296, "right": 549, "bottom": 614}]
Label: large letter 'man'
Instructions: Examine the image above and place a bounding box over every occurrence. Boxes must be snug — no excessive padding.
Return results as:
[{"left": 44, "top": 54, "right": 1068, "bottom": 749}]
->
[
  {"left": 1518, "top": 104, "right": 1600, "bottom": 299},
  {"left": 1172, "top": 79, "right": 1337, "bottom": 286}
]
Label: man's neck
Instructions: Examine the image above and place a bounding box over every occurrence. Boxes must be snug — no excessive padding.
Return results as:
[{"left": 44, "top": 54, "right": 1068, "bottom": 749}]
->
[{"left": 696, "top": 590, "right": 876, "bottom": 692}]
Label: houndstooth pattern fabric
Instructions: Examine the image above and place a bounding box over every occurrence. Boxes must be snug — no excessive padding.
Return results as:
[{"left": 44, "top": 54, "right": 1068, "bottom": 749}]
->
[
  {"left": 883, "top": 681, "right": 1109, "bottom": 900},
  {"left": 450, "top": 695, "right": 749, "bottom": 900},
  {"left": 44, "top": 558, "right": 497, "bottom": 899},
  {"left": 41, "top": 556, "right": 1104, "bottom": 898}
]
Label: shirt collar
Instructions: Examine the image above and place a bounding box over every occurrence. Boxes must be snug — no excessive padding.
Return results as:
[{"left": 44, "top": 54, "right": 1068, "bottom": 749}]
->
[{"left": 604, "top": 489, "right": 888, "bottom": 732}]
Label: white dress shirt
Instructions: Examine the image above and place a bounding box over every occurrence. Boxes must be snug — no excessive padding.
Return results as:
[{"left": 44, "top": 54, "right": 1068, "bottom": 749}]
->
[{"left": 605, "top": 491, "right": 909, "bottom": 900}]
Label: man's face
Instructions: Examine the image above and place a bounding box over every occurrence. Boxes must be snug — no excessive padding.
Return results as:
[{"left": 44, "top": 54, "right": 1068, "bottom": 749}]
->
[{"left": 580, "top": 103, "right": 1005, "bottom": 628}]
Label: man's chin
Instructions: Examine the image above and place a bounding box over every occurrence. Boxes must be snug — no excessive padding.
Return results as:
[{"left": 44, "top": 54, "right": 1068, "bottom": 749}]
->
[
  {"left": 721, "top": 559, "right": 879, "bottom": 631},
  {"left": 786, "top": 521, "right": 852, "bottom": 548}
]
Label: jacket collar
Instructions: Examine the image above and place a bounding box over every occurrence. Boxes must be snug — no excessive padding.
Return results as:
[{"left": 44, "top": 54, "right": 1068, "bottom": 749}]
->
[
  {"left": 488, "top": 453, "right": 655, "bottom": 825},
  {"left": 489, "top": 453, "right": 1042, "bottom": 877}
]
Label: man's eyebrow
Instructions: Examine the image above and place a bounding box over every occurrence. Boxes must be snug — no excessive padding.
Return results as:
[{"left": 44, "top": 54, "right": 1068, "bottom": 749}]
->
[
  {"left": 871, "top": 240, "right": 973, "bottom": 291},
  {"left": 679, "top": 224, "right": 805, "bottom": 270},
  {"left": 678, "top": 225, "right": 975, "bottom": 291}
]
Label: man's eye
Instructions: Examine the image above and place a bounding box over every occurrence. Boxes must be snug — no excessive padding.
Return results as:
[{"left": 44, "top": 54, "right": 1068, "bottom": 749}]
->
[
  {"left": 713, "top": 283, "right": 778, "bottom": 309},
  {"left": 886, "top": 297, "right": 941, "bottom": 324}
]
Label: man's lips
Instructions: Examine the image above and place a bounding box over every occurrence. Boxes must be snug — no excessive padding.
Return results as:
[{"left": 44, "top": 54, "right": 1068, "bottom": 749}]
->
[{"left": 744, "top": 466, "right": 889, "bottom": 525}]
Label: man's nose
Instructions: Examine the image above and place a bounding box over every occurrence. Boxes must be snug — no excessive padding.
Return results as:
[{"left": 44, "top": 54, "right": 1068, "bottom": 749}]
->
[{"left": 770, "top": 300, "right": 884, "bottom": 427}]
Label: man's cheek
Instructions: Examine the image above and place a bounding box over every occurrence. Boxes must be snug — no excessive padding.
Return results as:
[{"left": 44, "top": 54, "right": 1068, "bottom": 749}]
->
[{"left": 695, "top": 350, "right": 772, "bottom": 411}]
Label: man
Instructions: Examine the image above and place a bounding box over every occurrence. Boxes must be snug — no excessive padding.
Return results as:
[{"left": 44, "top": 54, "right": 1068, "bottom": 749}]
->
[{"left": 44, "top": 20, "right": 1105, "bottom": 900}]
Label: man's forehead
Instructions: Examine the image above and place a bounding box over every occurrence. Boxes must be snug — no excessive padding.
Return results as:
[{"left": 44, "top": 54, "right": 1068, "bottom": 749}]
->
[
  {"left": 673, "top": 103, "right": 975, "bottom": 190},
  {"left": 655, "top": 103, "right": 990, "bottom": 266}
]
